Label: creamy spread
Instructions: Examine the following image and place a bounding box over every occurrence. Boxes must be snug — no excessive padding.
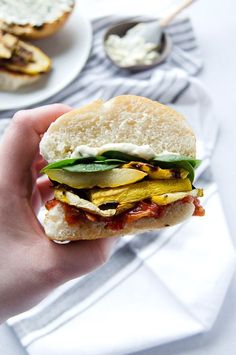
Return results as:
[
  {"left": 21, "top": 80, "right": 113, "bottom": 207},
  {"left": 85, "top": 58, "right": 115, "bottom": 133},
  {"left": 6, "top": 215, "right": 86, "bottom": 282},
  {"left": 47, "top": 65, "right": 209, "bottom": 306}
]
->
[
  {"left": 71, "top": 143, "right": 157, "bottom": 160},
  {"left": 0, "top": 0, "right": 74, "bottom": 26},
  {"left": 105, "top": 34, "right": 159, "bottom": 67}
]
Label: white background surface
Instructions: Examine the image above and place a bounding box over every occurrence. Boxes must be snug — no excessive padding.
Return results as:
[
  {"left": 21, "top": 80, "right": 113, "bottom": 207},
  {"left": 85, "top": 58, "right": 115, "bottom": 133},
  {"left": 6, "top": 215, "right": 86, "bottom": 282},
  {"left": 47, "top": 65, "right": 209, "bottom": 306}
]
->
[{"left": 0, "top": 0, "right": 236, "bottom": 354}]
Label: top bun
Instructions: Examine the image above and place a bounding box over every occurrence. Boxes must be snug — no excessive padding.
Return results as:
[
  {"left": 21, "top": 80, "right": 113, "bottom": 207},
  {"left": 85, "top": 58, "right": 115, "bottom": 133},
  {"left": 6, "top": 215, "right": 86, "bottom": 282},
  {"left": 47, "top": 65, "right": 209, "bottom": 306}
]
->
[
  {"left": 0, "top": 0, "right": 74, "bottom": 39},
  {"left": 40, "top": 95, "right": 196, "bottom": 163}
]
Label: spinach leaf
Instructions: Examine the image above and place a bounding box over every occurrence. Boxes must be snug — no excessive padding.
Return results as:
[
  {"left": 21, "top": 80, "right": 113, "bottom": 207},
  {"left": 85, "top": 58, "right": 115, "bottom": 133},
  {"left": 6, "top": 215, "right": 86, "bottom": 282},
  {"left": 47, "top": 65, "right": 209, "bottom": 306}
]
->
[
  {"left": 41, "top": 158, "right": 80, "bottom": 173},
  {"left": 41, "top": 156, "right": 106, "bottom": 173},
  {"left": 101, "top": 150, "right": 147, "bottom": 162},
  {"left": 152, "top": 154, "right": 201, "bottom": 168},
  {"left": 41, "top": 152, "right": 200, "bottom": 182},
  {"left": 151, "top": 154, "right": 200, "bottom": 183},
  {"left": 172, "top": 161, "right": 195, "bottom": 183},
  {"left": 93, "top": 158, "right": 126, "bottom": 164},
  {"left": 63, "top": 163, "right": 120, "bottom": 173},
  {"left": 93, "top": 156, "right": 106, "bottom": 161}
]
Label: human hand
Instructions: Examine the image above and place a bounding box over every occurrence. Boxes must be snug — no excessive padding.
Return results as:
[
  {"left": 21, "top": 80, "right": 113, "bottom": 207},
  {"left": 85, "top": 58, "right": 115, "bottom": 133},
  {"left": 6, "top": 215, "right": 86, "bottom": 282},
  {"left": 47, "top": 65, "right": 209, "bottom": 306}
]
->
[{"left": 0, "top": 105, "right": 118, "bottom": 323}]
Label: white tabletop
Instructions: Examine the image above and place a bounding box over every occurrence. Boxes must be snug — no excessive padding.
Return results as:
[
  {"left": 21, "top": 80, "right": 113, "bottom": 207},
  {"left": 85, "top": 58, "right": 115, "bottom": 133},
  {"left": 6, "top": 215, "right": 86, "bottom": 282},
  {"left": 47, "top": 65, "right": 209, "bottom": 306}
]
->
[
  {"left": 135, "top": 0, "right": 236, "bottom": 354},
  {"left": 1, "top": 0, "right": 236, "bottom": 354}
]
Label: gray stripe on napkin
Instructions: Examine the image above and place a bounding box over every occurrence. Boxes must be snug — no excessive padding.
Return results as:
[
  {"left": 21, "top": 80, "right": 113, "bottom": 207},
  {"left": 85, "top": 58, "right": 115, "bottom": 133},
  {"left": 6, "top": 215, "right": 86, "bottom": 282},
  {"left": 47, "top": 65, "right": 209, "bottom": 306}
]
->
[
  {"left": 0, "top": 16, "right": 202, "bottom": 119},
  {"left": 13, "top": 232, "right": 161, "bottom": 342}
]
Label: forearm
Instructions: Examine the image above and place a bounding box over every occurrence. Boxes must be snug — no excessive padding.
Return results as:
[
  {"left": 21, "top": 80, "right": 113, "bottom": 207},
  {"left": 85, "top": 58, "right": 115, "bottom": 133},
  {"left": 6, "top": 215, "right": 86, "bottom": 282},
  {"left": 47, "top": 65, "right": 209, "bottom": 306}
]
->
[
  {"left": 0, "top": 279, "right": 44, "bottom": 324},
  {"left": 0, "top": 258, "right": 60, "bottom": 323},
  {"left": 0, "top": 104, "right": 117, "bottom": 323}
]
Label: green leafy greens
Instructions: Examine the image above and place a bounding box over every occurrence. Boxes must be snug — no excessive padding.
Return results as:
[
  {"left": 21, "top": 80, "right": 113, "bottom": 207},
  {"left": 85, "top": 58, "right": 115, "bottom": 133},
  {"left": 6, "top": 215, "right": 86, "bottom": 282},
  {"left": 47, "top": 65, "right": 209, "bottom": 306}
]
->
[
  {"left": 41, "top": 151, "right": 201, "bottom": 182},
  {"left": 151, "top": 154, "right": 201, "bottom": 183},
  {"left": 152, "top": 154, "right": 201, "bottom": 168},
  {"left": 101, "top": 151, "right": 147, "bottom": 162},
  {"left": 41, "top": 156, "right": 124, "bottom": 174},
  {"left": 41, "top": 157, "right": 97, "bottom": 172}
]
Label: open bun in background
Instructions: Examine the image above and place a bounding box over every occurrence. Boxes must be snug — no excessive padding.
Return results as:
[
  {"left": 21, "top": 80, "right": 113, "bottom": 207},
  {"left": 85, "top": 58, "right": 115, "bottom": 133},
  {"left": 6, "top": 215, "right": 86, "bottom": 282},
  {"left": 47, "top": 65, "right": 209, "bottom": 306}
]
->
[
  {"left": 0, "top": 0, "right": 75, "bottom": 39},
  {"left": 40, "top": 95, "right": 204, "bottom": 241},
  {"left": 0, "top": 68, "right": 41, "bottom": 91},
  {"left": 0, "top": 31, "right": 51, "bottom": 91},
  {"left": 0, "top": 12, "right": 72, "bottom": 40}
]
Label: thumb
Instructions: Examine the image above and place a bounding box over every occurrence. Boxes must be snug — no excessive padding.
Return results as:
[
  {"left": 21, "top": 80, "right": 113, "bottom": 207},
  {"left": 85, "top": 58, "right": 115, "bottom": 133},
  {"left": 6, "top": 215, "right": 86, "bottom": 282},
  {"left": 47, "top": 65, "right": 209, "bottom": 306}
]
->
[{"left": 0, "top": 104, "right": 72, "bottom": 197}]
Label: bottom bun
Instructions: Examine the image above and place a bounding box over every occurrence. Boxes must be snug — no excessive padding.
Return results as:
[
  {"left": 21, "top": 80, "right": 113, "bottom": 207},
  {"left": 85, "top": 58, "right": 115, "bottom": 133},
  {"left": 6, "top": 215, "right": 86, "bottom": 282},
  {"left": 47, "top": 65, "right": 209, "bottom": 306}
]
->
[
  {"left": 43, "top": 201, "right": 195, "bottom": 241},
  {"left": 0, "top": 68, "right": 41, "bottom": 91}
]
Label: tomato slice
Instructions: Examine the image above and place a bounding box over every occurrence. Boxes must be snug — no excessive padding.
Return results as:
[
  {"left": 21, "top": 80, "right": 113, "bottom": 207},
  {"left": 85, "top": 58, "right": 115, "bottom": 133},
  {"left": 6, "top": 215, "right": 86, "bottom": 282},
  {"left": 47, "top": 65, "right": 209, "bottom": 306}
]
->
[{"left": 45, "top": 196, "right": 205, "bottom": 230}]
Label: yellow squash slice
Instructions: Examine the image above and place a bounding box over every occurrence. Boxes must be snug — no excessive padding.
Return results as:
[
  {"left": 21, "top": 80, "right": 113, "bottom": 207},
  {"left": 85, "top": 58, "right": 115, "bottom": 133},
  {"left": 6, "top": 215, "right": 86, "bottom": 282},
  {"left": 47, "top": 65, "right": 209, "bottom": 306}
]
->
[
  {"left": 152, "top": 189, "right": 203, "bottom": 205},
  {"left": 4, "top": 40, "right": 51, "bottom": 74},
  {"left": 122, "top": 161, "right": 189, "bottom": 179},
  {"left": 90, "top": 178, "right": 192, "bottom": 206},
  {"left": 54, "top": 189, "right": 117, "bottom": 217},
  {"left": 46, "top": 168, "right": 147, "bottom": 189}
]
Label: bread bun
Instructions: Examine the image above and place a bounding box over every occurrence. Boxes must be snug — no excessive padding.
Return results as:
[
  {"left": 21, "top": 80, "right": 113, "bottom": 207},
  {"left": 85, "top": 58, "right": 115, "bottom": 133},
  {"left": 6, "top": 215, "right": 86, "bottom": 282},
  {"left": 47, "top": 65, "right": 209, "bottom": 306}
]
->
[
  {"left": 0, "top": 68, "right": 41, "bottom": 91},
  {"left": 0, "top": 1, "right": 74, "bottom": 40},
  {"left": 40, "top": 95, "right": 196, "bottom": 163},
  {"left": 40, "top": 95, "right": 198, "bottom": 241},
  {"left": 44, "top": 200, "right": 195, "bottom": 241},
  {"left": 0, "top": 29, "right": 52, "bottom": 91}
]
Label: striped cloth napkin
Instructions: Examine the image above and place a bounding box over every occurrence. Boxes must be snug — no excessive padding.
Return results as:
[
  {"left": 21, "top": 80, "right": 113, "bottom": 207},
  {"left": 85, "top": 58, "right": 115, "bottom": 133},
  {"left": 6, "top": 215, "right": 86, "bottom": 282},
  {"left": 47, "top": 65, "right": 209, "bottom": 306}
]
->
[{"left": 1, "top": 16, "right": 235, "bottom": 355}]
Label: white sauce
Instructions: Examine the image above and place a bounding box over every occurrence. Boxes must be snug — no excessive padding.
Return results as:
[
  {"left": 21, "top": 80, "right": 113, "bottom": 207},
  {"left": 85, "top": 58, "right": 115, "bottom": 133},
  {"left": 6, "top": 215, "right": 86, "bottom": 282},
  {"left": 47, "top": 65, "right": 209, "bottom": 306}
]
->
[
  {"left": 71, "top": 143, "right": 157, "bottom": 160},
  {"left": 0, "top": 0, "right": 74, "bottom": 26},
  {"left": 105, "top": 34, "right": 159, "bottom": 67}
]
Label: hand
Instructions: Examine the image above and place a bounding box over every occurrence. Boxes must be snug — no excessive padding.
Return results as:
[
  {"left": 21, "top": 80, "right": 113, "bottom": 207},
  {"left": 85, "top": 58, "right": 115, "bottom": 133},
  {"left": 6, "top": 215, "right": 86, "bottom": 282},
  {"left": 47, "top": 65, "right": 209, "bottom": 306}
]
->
[{"left": 0, "top": 105, "right": 118, "bottom": 323}]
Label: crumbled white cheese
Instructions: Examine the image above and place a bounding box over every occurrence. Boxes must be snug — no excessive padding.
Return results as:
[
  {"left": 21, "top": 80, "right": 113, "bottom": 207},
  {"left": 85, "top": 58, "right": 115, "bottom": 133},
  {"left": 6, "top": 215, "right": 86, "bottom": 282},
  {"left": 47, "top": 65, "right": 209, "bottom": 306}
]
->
[
  {"left": 105, "top": 33, "right": 159, "bottom": 67},
  {"left": 71, "top": 145, "right": 98, "bottom": 158},
  {"left": 0, "top": 0, "right": 74, "bottom": 26},
  {"left": 71, "top": 143, "right": 157, "bottom": 160}
]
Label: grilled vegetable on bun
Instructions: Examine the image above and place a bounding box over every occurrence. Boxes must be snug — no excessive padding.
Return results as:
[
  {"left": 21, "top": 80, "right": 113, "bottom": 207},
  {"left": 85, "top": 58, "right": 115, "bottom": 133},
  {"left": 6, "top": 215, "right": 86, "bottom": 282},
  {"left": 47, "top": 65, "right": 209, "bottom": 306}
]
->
[
  {"left": 40, "top": 95, "right": 205, "bottom": 241},
  {"left": 0, "top": 30, "right": 51, "bottom": 91}
]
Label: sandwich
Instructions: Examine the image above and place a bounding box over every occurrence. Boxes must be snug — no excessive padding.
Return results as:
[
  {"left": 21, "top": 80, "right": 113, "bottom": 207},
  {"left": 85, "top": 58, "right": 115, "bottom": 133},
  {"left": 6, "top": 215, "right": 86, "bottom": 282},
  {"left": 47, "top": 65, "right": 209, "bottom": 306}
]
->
[
  {"left": 40, "top": 95, "right": 205, "bottom": 241},
  {"left": 0, "top": 30, "right": 51, "bottom": 91},
  {"left": 0, "top": 0, "right": 75, "bottom": 40}
]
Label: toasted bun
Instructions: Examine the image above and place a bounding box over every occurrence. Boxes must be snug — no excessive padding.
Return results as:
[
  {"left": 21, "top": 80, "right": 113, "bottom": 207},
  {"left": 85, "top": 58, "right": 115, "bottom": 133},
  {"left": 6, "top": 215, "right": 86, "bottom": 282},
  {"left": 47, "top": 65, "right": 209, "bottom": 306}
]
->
[
  {"left": 0, "top": 0, "right": 74, "bottom": 40},
  {"left": 0, "top": 68, "right": 41, "bottom": 91},
  {"left": 44, "top": 201, "right": 195, "bottom": 241},
  {"left": 40, "top": 95, "right": 197, "bottom": 241},
  {"left": 0, "top": 11, "right": 72, "bottom": 40},
  {"left": 40, "top": 95, "right": 196, "bottom": 163}
]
